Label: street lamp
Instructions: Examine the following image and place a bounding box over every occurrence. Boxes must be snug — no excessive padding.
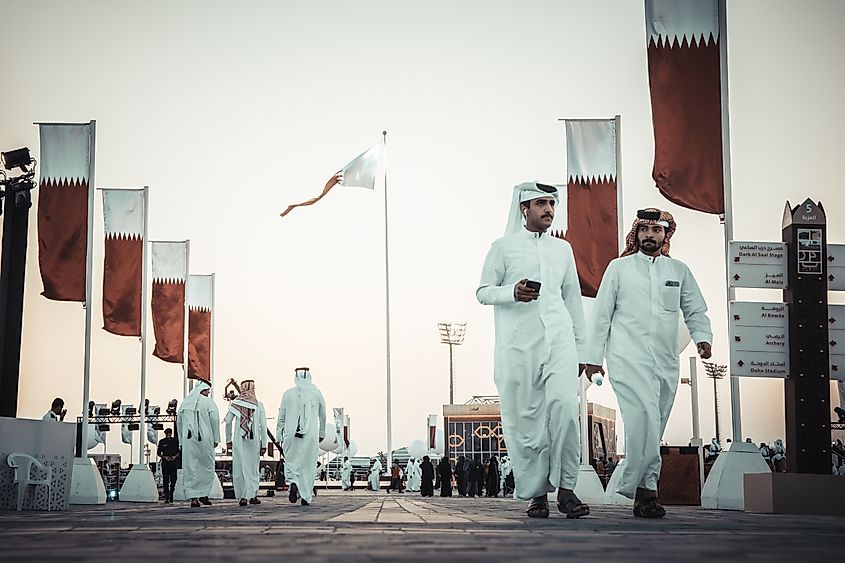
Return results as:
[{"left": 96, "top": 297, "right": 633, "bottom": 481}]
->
[
  {"left": 703, "top": 361, "right": 728, "bottom": 445},
  {"left": 437, "top": 322, "right": 467, "bottom": 405}
]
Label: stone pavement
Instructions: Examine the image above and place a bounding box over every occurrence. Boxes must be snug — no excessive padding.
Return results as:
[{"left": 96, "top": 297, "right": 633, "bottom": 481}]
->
[{"left": 1, "top": 490, "right": 844, "bottom": 562}]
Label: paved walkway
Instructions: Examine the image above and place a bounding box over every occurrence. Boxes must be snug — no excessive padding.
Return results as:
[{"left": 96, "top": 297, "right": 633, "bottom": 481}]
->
[{"left": 1, "top": 491, "right": 843, "bottom": 562}]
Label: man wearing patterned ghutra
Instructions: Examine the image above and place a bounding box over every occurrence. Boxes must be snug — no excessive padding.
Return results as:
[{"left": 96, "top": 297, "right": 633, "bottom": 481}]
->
[
  {"left": 585, "top": 208, "right": 713, "bottom": 519},
  {"left": 225, "top": 380, "right": 268, "bottom": 506}
]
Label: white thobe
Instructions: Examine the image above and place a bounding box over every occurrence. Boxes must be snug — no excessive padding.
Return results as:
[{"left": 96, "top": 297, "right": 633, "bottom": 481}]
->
[
  {"left": 277, "top": 385, "right": 326, "bottom": 505},
  {"left": 42, "top": 411, "right": 60, "bottom": 422},
  {"left": 586, "top": 252, "right": 712, "bottom": 498},
  {"left": 500, "top": 459, "right": 512, "bottom": 493},
  {"left": 369, "top": 459, "right": 383, "bottom": 491},
  {"left": 341, "top": 460, "right": 353, "bottom": 490},
  {"left": 477, "top": 228, "right": 586, "bottom": 499},
  {"left": 177, "top": 393, "right": 221, "bottom": 499},
  {"left": 225, "top": 401, "right": 268, "bottom": 500},
  {"left": 407, "top": 460, "right": 421, "bottom": 492}
]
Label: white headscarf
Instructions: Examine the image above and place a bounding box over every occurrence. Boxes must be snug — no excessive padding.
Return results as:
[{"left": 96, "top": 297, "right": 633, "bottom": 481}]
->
[
  {"left": 181, "top": 380, "right": 211, "bottom": 413},
  {"left": 293, "top": 368, "right": 320, "bottom": 436},
  {"left": 504, "top": 182, "right": 560, "bottom": 235}
]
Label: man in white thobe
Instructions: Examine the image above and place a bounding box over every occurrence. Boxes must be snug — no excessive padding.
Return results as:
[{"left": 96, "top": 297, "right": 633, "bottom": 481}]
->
[
  {"left": 369, "top": 458, "right": 383, "bottom": 492},
  {"left": 585, "top": 208, "right": 712, "bottom": 519},
  {"left": 177, "top": 380, "right": 221, "bottom": 508},
  {"left": 341, "top": 456, "right": 353, "bottom": 491},
  {"left": 477, "top": 182, "right": 589, "bottom": 519},
  {"left": 407, "top": 458, "right": 421, "bottom": 492},
  {"left": 225, "top": 380, "right": 268, "bottom": 506},
  {"left": 500, "top": 455, "right": 513, "bottom": 496},
  {"left": 277, "top": 368, "right": 326, "bottom": 506}
]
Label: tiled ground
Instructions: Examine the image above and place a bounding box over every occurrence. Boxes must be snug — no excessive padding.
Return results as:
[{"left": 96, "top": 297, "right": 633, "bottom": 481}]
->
[{"left": 1, "top": 490, "right": 844, "bottom": 562}]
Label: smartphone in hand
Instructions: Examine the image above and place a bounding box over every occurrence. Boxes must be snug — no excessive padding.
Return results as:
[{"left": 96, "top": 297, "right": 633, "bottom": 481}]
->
[{"left": 525, "top": 280, "right": 541, "bottom": 292}]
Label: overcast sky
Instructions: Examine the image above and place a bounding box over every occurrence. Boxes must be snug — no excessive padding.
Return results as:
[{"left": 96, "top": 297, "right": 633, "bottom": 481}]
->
[{"left": 2, "top": 0, "right": 844, "bottom": 461}]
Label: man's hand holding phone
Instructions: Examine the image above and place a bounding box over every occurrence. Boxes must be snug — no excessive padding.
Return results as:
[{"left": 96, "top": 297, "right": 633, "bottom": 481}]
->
[{"left": 515, "top": 278, "right": 541, "bottom": 302}]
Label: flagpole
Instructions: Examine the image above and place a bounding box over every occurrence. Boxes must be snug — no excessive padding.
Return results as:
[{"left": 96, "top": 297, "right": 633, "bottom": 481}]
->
[
  {"left": 210, "top": 273, "right": 215, "bottom": 389},
  {"left": 382, "top": 130, "right": 393, "bottom": 467},
  {"left": 614, "top": 114, "right": 624, "bottom": 253},
  {"left": 138, "top": 186, "right": 150, "bottom": 466},
  {"left": 79, "top": 120, "right": 96, "bottom": 459},
  {"left": 183, "top": 240, "right": 191, "bottom": 398},
  {"left": 718, "top": 0, "right": 742, "bottom": 442}
]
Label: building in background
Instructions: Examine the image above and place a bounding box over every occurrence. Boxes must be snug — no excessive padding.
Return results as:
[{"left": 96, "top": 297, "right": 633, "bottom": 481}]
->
[{"left": 443, "top": 396, "right": 617, "bottom": 462}]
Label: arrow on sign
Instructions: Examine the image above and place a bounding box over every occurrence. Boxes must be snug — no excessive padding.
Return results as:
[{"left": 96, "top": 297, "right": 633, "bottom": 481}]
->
[
  {"left": 832, "top": 317, "right": 838, "bottom": 325},
  {"left": 834, "top": 364, "right": 840, "bottom": 372},
  {"left": 737, "top": 360, "right": 745, "bottom": 367},
  {"left": 832, "top": 340, "right": 838, "bottom": 347},
  {"left": 734, "top": 257, "right": 740, "bottom": 263},
  {"left": 735, "top": 336, "right": 742, "bottom": 342},
  {"left": 733, "top": 274, "right": 741, "bottom": 281},
  {"left": 733, "top": 315, "right": 741, "bottom": 321},
  {"left": 830, "top": 255, "right": 836, "bottom": 262},
  {"left": 831, "top": 274, "right": 836, "bottom": 282}
]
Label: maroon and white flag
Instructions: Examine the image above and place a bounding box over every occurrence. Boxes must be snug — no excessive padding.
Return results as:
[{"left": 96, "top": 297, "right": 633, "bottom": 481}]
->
[
  {"left": 187, "top": 274, "right": 213, "bottom": 382},
  {"left": 37, "top": 122, "right": 94, "bottom": 301},
  {"left": 101, "top": 189, "right": 144, "bottom": 336},
  {"left": 561, "top": 119, "right": 620, "bottom": 298},
  {"left": 151, "top": 241, "right": 187, "bottom": 363},
  {"left": 646, "top": 0, "right": 724, "bottom": 215},
  {"left": 428, "top": 414, "right": 437, "bottom": 450}
]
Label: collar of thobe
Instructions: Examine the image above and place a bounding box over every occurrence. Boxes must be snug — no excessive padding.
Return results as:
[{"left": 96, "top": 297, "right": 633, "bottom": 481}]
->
[
  {"left": 636, "top": 250, "right": 663, "bottom": 263},
  {"left": 519, "top": 226, "right": 547, "bottom": 239}
]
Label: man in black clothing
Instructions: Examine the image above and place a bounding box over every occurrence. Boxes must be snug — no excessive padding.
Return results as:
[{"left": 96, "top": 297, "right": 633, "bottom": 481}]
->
[{"left": 157, "top": 428, "right": 180, "bottom": 503}]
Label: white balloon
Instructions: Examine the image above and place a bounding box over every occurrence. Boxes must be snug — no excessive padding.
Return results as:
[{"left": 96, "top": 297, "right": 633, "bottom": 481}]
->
[
  {"left": 347, "top": 441, "right": 358, "bottom": 457},
  {"left": 333, "top": 443, "right": 345, "bottom": 454},
  {"left": 319, "top": 435, "right": 338, "bottom": 452},
  {"left": 408, "top": 439, "right": 426, "bottom": 459}
]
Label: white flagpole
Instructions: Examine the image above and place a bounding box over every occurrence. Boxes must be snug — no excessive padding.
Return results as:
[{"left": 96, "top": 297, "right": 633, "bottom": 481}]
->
[
  {"left": 614, "top": 114, "right": 624, "bottom": 253},
  {"left": 717, "top": 0, "right": 741, "bottom": 442},
  {"left": 183, "top": 240, "right": 191, "bottom": 398},
  {"left": 382, "top": 130, "right": 393, "bottom": 467},
  {"left": 138, "top": 187, "right": 150, "bottom": 465},
  {"left": 210, "top": 273, "right": 215, "bottom": 389},
  {"left": 80, "top": 120, "right": 96, "bottom": 458}
]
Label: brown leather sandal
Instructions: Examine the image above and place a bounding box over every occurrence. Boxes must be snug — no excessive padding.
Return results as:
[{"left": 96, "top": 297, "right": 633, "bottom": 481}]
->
[
  {"left": 557, "top": 491, "right": 590, "bottom": 519},
  {"left": 527, "top": 496, "right": 550, "bottom": 518},
  {"left": 633, "top": 497, "right": 666, "bottom": 518}
]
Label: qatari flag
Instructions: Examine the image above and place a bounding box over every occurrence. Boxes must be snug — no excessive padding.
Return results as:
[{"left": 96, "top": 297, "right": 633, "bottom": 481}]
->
[
  {"left": 101, "top": 189, "right": 144, "bottom": 336},
  {"left": 37, "top": 122, "right": 94, "bottom": 301},
  {"left": 187, "top": 274, "right": 213, "bottom": 382},
  {"left": 562, "top": 119, "right": 619, "bottom": 298},
  {"left": 151, "top": 241, "right": 187, "bottom": 363},
  {"left": 646, "top": 0, "right": 724, "bottom": 215}
]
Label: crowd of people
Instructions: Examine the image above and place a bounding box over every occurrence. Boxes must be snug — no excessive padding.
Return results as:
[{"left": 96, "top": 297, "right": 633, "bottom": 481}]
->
[{"left": 366, "top": 455, "right": 517, "bottom": 498}]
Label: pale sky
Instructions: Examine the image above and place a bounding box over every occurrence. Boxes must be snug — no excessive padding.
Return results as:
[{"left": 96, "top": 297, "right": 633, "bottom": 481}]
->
[{"left": 2, "top": 0, "right": 844, "bottom": 462}]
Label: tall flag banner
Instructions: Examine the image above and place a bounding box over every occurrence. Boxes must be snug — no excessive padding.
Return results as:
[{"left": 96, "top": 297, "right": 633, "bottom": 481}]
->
[
  {"left": 646, "top": 0, "right": 724, "bottom": 215},
  {"left": 151, "top": 242, "right": 187, "bottom": 363},
  {"left": 101, "top": 189, "right": 144, "bottom": 336},
  {"left": 187, "top": 274, "right": 213, "bottom": 382},
  {"left": 343, "top": 414, "right": 351, "bottom": 448},
  {"left": 561, "top": 119, "right": 619, "bottom": 298},
  {"left": 37, "top": 122, "right": 94, "bottom": 301},
  {"left": 280, "top": 143, "right": 384, "bottom": 217},
  {"left": 428, "top": 414, "right": 437, "bottom": 450},
  {"left": 333, "top": 408, "right": 344, "bottom": 450}
]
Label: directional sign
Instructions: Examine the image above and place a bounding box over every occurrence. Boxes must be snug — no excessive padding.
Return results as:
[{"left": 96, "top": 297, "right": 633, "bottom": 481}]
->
[
  {"left": 729, "top": 301, "right": 789, "bottom": 378},
  {"left": 828, "top": 244, "right": 845, "bottom": 291},
  {"left": 729, "top": 241, "right": 786, "bottom": 289},
  {"left": 831, "top": 304, "right": 845, "bottom": 381}
]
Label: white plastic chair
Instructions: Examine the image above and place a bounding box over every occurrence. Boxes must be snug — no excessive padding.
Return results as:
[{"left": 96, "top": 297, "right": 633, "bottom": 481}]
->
[{"left": 7, "top": 453, "right": 52, "bottom": 511}]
